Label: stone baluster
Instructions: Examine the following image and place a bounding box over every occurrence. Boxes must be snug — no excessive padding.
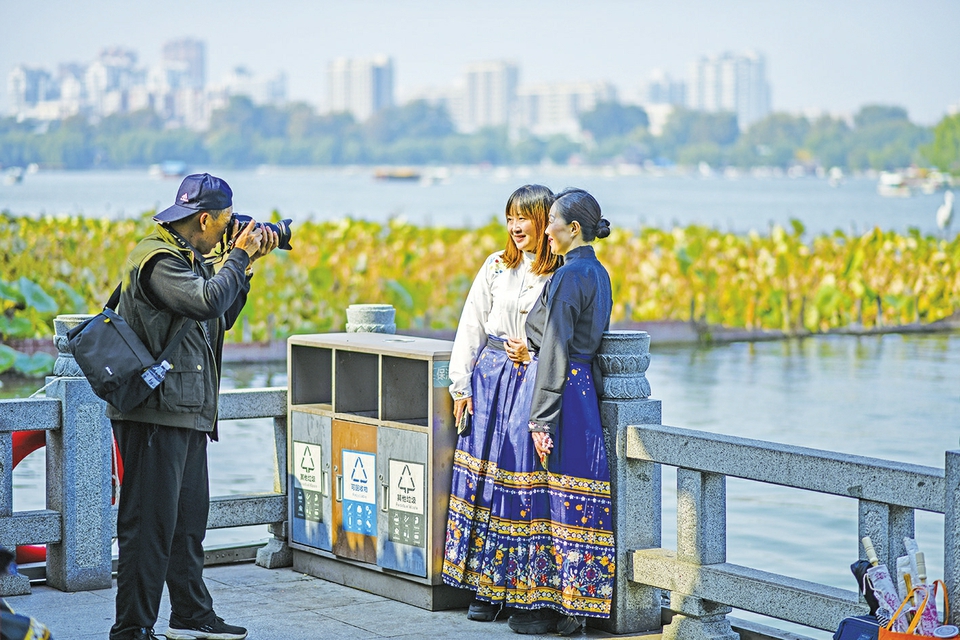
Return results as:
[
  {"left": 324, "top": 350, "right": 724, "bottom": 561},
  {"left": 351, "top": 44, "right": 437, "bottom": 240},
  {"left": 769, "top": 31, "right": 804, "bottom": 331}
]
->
[
  {"left": 858, "top": 500, "right": 915, "bottom": 578},
  {"left": 664, "top": 469, "right": 738, "bottom": 640},
  {"left": 256, "top": 412, "right": 292, "bottom": 569},
  {"left": 46, "top": 314, "right": 114, "bottom": 591},
  {"left": 345, "top": 304, "right": 396, "bottom": 334},
  {"left": 596, "top": 330, "right": 663, "bottom": 634},
  {"left": 944, "top": 450, "right": 960, "bottom": 626}
]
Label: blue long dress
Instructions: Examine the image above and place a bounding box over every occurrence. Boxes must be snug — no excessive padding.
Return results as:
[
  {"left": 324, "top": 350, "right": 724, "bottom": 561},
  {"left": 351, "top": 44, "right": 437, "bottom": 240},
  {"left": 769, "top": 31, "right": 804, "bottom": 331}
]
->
[{"left": 441, "top": 252, "right": 550, "bottom": 604}]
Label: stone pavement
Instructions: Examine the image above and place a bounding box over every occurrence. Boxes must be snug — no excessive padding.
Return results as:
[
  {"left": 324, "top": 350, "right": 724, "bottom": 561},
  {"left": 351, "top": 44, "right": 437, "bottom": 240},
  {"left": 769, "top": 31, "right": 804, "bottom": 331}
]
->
[{"left": 4, "top": 562, "right": 661, "bottom": 640}]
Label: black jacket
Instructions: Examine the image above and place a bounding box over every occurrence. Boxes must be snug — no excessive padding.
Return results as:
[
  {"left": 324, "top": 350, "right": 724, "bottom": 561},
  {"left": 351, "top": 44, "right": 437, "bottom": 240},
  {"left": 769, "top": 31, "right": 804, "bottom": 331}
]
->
[{"left": 105, "top": 224, "right": 251, "bottom": 439}]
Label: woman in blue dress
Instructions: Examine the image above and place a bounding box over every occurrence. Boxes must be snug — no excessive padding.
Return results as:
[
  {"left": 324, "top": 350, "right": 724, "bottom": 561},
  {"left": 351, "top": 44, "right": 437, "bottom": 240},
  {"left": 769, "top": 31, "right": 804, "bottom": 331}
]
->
[
  {"left": 442, "top": 185, "right": 560, "bottom": 621},
  {"left": 506, "top": 188, "right": 615, "bottom": 636}
]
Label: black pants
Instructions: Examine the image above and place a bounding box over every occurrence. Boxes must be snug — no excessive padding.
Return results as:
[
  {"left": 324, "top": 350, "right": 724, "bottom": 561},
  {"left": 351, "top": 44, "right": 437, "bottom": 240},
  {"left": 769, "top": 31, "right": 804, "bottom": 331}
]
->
[{"left": 110, "top": 421, "right": 214, "bottom": 640}]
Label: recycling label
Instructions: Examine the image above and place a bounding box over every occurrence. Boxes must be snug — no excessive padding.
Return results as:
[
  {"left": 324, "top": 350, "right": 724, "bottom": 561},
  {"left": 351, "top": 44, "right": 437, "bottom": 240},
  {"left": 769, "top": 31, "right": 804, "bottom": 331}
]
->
[
  {"left": 388, "top": 459, "right": 425, "bottom": 547},
  {"left": 341, "top": 450, "right": 376, "bottom": 536},
  {"left": 293, "top": 441, "right": 322, "bottom": 523}
]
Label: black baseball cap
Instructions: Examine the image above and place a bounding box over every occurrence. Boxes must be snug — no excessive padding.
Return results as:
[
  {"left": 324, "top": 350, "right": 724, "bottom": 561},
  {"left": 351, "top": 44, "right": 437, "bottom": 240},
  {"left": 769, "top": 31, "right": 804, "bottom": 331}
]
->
[{"left": 154, "top": 173, "right": 233, "bottom": 223}]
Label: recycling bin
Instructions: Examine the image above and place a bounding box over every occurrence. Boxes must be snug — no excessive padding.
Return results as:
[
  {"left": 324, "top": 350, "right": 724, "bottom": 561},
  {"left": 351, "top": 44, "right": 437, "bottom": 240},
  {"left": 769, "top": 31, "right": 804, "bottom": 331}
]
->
[{"left": 287, "top": 332, "right": 468, "bottom": 610}]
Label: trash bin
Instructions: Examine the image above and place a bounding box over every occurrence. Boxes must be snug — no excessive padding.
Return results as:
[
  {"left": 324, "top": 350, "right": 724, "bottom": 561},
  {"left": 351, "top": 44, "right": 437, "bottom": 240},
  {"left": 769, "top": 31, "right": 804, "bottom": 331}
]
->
[{"left": 287, "top": 332, "right": 468, "bottom": 610}]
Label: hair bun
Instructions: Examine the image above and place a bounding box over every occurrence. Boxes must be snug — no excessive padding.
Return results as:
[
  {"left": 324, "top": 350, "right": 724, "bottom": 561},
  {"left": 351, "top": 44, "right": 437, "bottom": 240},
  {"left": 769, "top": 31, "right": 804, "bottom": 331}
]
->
[{"left": 595, "top": 217, "right": 611, "bottom": 239}]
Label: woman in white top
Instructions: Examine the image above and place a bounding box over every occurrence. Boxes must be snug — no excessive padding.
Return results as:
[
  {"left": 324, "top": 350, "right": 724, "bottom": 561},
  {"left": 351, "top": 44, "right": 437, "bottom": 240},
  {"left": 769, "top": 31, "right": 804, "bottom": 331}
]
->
[{"left": 441, "top": 184, "right": 559, "bottom": 622}]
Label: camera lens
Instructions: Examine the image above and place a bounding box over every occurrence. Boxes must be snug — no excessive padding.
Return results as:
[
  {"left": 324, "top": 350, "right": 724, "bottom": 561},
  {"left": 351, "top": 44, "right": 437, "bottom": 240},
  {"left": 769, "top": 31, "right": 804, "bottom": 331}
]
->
[{"left": 229, "top": 213, "right": 293, "bottom": 251}]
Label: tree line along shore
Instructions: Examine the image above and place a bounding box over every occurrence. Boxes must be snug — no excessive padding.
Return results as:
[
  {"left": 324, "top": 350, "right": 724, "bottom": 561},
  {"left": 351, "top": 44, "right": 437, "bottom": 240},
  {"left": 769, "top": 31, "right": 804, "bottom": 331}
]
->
[{"left": 2, "top": 100, "right": 959, "bottom": 173}]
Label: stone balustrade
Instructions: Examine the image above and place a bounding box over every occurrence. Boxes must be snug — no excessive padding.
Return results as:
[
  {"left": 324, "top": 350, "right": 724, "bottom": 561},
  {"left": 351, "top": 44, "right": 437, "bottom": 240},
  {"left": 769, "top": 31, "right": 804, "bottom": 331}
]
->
[{"left": 1, "top": 314, "right": 956, "bottom": 640}]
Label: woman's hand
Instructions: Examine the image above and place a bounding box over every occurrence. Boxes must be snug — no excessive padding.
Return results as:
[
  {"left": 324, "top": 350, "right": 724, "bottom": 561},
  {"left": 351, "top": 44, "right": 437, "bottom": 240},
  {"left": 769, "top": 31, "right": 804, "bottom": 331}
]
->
[
  {"left": 453, "top": 397, "right": 473, "bottom": 425},
  {"left": 505, "top": 337, "right": 531, "bottom": 363},
  {"left": 531, "top": 431, "right": 553, "bottom": 458}
]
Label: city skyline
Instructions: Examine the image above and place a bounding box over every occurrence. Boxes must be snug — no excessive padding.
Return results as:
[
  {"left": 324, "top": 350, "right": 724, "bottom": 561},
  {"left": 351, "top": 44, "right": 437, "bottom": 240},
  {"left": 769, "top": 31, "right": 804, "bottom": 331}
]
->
[{"left": 2, "top": 0, "right": 959, "bottom": 125}]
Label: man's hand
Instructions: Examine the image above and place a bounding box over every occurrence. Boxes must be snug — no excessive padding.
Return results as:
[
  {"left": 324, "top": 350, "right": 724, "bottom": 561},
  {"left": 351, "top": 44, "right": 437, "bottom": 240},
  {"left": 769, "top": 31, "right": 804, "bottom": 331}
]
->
[
  {"left": 250, "top": 226, "right": 279, "bottom": 262},
  {"left": 232, "top": 219, "right": 263, "bottom": 258}
]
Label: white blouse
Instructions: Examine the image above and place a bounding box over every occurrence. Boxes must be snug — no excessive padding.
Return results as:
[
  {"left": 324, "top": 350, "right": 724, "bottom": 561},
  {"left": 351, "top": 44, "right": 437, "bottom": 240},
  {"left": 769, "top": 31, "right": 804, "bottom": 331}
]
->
[{"left": 448, "top": 250, "right": 550, "bottom": 398}]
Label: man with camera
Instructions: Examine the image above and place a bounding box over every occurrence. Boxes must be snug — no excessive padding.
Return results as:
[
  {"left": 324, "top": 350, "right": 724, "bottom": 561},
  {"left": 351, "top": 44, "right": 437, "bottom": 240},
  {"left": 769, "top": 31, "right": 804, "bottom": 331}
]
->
[{"left": 107, "top": 173, "right": 278, "bottom": 640}]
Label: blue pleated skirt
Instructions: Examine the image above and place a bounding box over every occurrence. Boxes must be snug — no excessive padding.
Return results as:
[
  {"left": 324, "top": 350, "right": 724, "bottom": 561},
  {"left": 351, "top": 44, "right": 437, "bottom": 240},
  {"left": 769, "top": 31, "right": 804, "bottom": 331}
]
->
[{"left": 442, "top": 339, "right": 615, "bottom": 618}]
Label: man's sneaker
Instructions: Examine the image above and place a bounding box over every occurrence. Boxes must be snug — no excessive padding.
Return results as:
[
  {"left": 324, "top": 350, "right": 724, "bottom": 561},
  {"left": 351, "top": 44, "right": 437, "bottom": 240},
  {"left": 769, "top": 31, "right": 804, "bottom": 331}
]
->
[
  {"left": 164, "top": 615, "right": 247, "bottom": 640},
  {"left": 507, "top": 608, "right": 561, "bottom": 634},
  {"left": 132, "top": 628, "right": 161, "bottom": 640}
]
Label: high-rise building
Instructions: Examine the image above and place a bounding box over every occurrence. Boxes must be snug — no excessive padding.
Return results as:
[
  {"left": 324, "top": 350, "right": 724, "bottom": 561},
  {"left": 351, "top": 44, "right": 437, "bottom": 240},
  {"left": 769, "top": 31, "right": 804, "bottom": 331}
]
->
[
  {"left": 687, "top": 51, "right": 770, "bottom": 129},
  {"left": 161, "top": 38, "right": 206, "bottom": 90},
  {"left": 457, "top": 60, "right": 518, "bottom": 132},
  {"left": 644, "top": 69, "right": 686, "bottom": 107},
  {"left": 327, "top": 56, "right": 394, "bottom": 122},
  {"left": 84, "top": 47, "right": 142, "bottom": 117},
  {"left": 7, "top": 66, "right": 55, "bottom": 115},
  {"left": 516, "top": 81, "right": 617, "bottom": 137}
]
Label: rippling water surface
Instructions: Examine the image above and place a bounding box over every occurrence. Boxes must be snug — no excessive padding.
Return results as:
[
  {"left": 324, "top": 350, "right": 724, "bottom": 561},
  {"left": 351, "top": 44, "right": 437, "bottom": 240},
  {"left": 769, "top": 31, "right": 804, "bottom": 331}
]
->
[{"left": 0, "top": 167, "right": 950, "bottom": 236}]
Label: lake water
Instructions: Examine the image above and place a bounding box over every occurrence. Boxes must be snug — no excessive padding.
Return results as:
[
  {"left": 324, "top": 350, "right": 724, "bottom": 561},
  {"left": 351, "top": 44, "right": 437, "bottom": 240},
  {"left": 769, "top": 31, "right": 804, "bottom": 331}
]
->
[
  {"left": 4, "top": 332, "right": 958, "bottom": 637},
  {"left": 2, "top": 168, "right": 957, "bottom": 636},
  {"left": 0, "top": 166, "right": 952, "bottom": 237}
]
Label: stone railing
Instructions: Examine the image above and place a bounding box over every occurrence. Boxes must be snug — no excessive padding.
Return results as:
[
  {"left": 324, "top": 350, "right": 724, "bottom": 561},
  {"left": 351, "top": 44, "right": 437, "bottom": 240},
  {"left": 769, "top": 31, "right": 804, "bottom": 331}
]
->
[
  {"left": 596, "top": 329, "right": 959, "bottom": 640},
  {"left": 3, "top": 318, "right": 955, "bottom": 640},
  {"left": 0, "top": 314, "right": 290, "bottom": 596}
]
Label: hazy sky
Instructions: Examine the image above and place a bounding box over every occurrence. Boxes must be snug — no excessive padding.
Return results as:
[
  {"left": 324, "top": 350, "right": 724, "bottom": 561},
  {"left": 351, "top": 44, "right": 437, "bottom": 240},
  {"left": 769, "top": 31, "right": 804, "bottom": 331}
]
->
[{"left": 2, "top": 0, "right": 959, "bottom": 124}]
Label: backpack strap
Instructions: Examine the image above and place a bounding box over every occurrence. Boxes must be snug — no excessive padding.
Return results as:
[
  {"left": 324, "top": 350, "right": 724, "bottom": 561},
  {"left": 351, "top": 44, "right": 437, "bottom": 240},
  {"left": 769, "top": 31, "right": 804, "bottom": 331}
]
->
[{"left": 104, "top": 282, "right": 195, "bottom": 365}]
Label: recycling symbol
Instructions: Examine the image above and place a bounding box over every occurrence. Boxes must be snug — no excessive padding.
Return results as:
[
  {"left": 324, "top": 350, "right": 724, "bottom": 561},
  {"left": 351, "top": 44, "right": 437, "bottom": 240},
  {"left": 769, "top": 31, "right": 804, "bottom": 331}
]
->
[
  {"left": 300, "top": 446, "right": 315, "bottom": 473},
  {"left": 351, "top": 456, "right": 368, "bottom": 483},
  {"left": 398, "top": 464, "right": 416, "bottom": 494}
]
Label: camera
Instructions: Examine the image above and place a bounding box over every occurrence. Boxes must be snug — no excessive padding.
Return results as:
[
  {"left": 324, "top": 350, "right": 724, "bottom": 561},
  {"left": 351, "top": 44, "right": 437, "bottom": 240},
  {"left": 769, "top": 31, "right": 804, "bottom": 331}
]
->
[{"left": 228, "top": 213, "right": 293, "bottom": 251}]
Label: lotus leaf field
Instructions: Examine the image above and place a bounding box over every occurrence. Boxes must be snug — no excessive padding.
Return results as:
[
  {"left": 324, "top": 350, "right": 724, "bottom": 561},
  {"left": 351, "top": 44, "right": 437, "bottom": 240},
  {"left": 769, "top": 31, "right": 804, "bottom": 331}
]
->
[{"left": 2, "top": 212, "right": 959, "bottom": 349}]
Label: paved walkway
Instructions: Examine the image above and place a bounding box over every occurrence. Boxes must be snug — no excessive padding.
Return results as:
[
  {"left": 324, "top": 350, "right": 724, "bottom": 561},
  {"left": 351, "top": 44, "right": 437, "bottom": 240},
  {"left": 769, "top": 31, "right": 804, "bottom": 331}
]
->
[{"left": 5, "top": 563, "right": 661, "bottom": 639}]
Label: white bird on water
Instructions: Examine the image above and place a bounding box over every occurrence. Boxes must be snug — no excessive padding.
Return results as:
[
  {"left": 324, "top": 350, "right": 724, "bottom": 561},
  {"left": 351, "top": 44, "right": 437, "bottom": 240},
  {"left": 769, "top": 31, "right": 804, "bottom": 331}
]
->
[{"left": 937, "top": 190, "right": 954, "bottom": 233}]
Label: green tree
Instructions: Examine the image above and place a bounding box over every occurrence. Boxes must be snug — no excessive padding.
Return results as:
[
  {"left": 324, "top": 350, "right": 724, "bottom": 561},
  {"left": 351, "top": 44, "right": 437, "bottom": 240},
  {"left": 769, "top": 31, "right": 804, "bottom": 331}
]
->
[
  {"left": 802, "top": 116, "right": 852, "bottom": 169},
  {"left": 364, "top": 101, "right": 454, "bottom": 145},
  {"left": 847, "top": 113, "right": 931, "bottom": 171},
  {"left": 729, "top": 113, "right": 811, "bottom": 167},
  {"left": 579, "top": 102, "right": 649, "bottom": 142},
  {"left": 660, "top": 109, "right": 739, "bottom": 149},
  {"left": 854, "top": 104, "right": 909, "bottom": 129},
  {"left": 922, "top": 113, "right": 960, "bottom": 175}
]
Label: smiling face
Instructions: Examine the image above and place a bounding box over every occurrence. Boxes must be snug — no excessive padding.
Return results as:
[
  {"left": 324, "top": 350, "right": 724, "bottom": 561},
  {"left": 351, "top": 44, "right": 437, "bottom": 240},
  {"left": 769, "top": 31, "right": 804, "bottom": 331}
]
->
[
  {"left": 507, "top": 209, "right": 538, "bottom": 252},
  {"left": 545, "top": 203, "right": 579, "bottom": 256}
]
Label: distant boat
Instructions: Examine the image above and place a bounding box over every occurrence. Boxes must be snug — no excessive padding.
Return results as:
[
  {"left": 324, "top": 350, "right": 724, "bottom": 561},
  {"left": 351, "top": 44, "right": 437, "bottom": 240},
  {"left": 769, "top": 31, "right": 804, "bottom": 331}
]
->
[
  {"left": 877, "top": 171, "right": 911, "bottom": 197},
  {"left": 3, "top": 167, "right": 24, "bottom": 185},
  {"left": 877, "top": 168, "right": 954, "bottom": 197},
  {"left": 827, "top": 167, "right": 844, "bottom": 187},
  {"left": 374, "top": 167, "right": 421, "bottom": 181},
  {"left": 149, "top": 161, "right": 188, "bottom": 179}
]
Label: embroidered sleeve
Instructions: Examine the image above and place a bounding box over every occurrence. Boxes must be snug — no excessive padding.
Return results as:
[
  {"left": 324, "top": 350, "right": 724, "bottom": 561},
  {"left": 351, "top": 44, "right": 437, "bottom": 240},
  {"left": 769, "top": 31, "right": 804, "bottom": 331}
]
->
[{"left": 448, "top": 252, "right": 503, "bottom": 399}]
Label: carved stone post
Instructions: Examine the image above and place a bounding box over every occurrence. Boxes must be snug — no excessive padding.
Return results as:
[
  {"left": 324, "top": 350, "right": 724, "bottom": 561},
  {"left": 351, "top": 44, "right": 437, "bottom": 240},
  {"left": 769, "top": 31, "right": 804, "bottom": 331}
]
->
[
  {"left": 0, "top": 428, "right": 31, "bottom": 596},
  {"left": 595, "top": 330, "right": 663, "bottom": 634},
  {"left": 256, "top": 412, "right": 292, "bottom": 569},
  {"left": 345, "top": 304, "right": 396, "bottom": 334},
  {"left": 944, "top": 450, "right": 960, "bottom": 625},
  {"left": 858, "top": 500, "right": 915, "bottom": 573},
  {"left": 45, "top": 314, "right": 114, "bottom": 591},
  {"left": 664, "top": 470, "right": 738, "bottom": 640}
]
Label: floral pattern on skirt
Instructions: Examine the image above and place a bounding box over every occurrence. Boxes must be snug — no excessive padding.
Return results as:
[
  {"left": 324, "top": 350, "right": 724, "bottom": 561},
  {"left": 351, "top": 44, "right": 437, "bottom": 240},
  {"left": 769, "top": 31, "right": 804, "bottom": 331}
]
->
[{"left": 441, "top": 343, "right": 615, "bottom": 618}]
